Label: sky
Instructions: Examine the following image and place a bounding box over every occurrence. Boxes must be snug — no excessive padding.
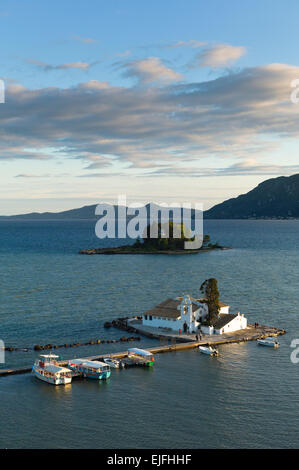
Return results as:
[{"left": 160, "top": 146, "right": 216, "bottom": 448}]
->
[{"left": 1, "top": 0, "right": 299, "bottom": 214}]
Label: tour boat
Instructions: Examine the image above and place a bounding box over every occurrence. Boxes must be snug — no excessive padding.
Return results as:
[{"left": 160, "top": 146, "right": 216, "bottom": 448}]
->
[
  {"left": 32, "top": 354, "right": 72, "bottom": 385},
  {"left": 257, "top": 338, "right": 280, "bottom": 348},
  {"left": 68, "top": 359, "right": 111, "bottom": 380},
  {"left": 127, "top": 348, "right": 155, "bottom": 366},
  {"left": 199, "top": 346, "right": 219, "bottom": 356},
  {"left": 103, "top": 357, "right": 122, "bottom": 369}
]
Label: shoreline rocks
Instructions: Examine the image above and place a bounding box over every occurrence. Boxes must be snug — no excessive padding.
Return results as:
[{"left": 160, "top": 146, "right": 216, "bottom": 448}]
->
[{"left": 79, "top": 245, "right": 230, "bottom": 255}]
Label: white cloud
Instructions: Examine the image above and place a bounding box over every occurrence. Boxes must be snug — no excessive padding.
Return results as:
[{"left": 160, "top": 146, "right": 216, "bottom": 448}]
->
[
  {"left": 73, "top": 36, "right": 98, "bottom": 44},
  {"left": 2, "top": 63, "right": 299, "bottom": 177},
  {"left": 192, "top": 43, "right": 246, "bottom": 68},
  {"left": 116, "top": 50, "right": 132, "bottom": 58},
  {"left": 27, "top": 59, "right": 98, "bottom": 71},
  {"left": 120, "top": 57, "right": 183, "bottom": 84},
  {"left": 166, "top": 40, "right": 205, "bottom": 49},
  {"left": 15, "top": 173, "right": 68, "bottom": 178},
  {"left": 145, "top": 161, "right": 299, "bottom": 177},
  {"left": 15, "top": 173, "right": 51, "bottom": 178}
]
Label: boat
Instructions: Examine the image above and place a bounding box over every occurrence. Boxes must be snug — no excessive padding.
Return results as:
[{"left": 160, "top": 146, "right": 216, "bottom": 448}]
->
[
  {"left": 32, "top": 353, "right": 72, "bottom": 385},
  {"left": 199, "top": 346, "right": 219, "bottom": 356},
  {"left": 103, "top": 357, "right": 122, "bottom": 369},
  {"left": 127, "top": 348, "right": 155, "bottom": 366},
  {"left": 68, "top": 359, "right": 111, "bottom": 380},
  {"left": 257, "top": 338, "right": 280, "bottom": 348}
]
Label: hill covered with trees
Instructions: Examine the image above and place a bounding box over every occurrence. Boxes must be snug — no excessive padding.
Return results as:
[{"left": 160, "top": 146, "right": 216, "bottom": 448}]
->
[{"left": 204, "top": 174, "right": 299, "bottom": 219}]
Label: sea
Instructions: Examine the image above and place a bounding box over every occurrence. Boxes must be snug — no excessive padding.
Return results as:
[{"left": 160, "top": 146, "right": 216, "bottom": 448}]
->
[{"left": 0, "top": 219, "right": 298, "bottom": 449}]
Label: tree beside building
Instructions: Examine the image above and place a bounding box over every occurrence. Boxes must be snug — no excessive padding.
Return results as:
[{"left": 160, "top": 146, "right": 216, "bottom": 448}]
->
[{"left": 200, "top": 278, "right": 220, "bottom": 326}]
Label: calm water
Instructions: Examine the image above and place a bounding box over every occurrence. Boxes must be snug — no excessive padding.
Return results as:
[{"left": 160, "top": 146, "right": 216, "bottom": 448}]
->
[{"left": 0, "top": 219, "right": 298, "bottom": 448}]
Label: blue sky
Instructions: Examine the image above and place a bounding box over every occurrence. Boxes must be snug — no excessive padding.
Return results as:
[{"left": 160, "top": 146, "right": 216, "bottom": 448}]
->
[{"left": 1, "top": 0, "right": 299, "bottom": 214}]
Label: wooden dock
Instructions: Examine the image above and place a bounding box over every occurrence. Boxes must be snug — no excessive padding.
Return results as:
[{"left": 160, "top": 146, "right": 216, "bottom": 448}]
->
[{"left": 0, "top": 323, "right": 285, "bottom": 378}]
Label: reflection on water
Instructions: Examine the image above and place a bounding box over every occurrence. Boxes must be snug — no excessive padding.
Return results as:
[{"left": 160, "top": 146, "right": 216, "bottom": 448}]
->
[{"left": 73, "top": 377, "right": 111, "bottom": 390}]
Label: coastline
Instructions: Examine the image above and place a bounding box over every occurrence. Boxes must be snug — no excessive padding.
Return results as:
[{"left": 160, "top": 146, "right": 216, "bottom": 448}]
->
[{"left": 78, "top": 246, "right": 231, "bottom": 255}]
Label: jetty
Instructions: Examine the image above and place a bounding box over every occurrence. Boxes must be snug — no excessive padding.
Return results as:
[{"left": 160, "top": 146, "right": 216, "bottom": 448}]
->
[{"left": 0, "top": 321, "right": 285, "bottom": 378}]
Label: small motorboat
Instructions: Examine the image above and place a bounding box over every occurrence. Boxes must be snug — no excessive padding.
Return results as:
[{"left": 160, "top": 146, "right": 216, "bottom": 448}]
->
[
  {"left": 103, "top": 357, "right": 122, "bottom": 369},
  {"left": 32, "top": 353, "right": 72, "bottom": 385},
  {"left": 257, "top": 338, "right": 280, "bottom": 348},
  {"left": 199, "top": 346, "right": 219, "bottom": 356}
]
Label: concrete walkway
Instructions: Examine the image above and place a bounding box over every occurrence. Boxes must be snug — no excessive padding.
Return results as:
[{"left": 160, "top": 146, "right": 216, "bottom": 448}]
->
[
  {"left": 127, "top": 319, "right": 284, "bottom": 344},
  {"left": 0, "top": 320, "right": 285, "bottom": 378}
]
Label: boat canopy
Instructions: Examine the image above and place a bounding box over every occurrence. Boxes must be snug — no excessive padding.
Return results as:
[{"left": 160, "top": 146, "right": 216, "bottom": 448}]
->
[
  {"left": 128, "top": 348, "right": 153, "bottom": 357},
  {"left": 69, "top": 359, "right": 108, "bottom": 369},
  {"left": 45, "top": 364, "right": 71, "bottom": 374},
  {"left": 81, "top": 360, "right": 108, "bottom": 368},
  {"left": 40, "top": 354, "right": 59, "bottom": 358},
  {"left": 68, "top": 359, "right": 85, "bottom": 365}
]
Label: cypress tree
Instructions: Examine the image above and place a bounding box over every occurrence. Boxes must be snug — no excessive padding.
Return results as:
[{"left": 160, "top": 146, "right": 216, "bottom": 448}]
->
[{"left": 200, "top": 278, "right": 220, "bottom": 326}]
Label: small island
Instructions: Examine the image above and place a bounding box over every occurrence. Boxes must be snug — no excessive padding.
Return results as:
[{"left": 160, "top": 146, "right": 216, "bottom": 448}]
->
[{"left": 79, "top": 222, "right": 230, "bottom": 255}]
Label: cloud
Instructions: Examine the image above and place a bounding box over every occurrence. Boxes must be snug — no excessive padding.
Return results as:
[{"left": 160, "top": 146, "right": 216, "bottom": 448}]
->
[
  {"left": 27, "top": 59, "right": 98, "bottom": 71},
  {"left": 73, "top": 35, "right": 98, "bottom": 44},
  {"left": 192, "top": 43, "right": 246, "bottom": 68},
  {"left": 144, "top": 161, "right": 299, "bottom": 178},
  {"left": 76, "top": 172, "right": 124, "bottom": 178},
  {"left": 15, "top": 173, "right": 51, "bottom": 178},
  {"left": 2, "top": 63, "right": 299, "bottom": 177},
  {"left": 78, "top": 80, "right": 111, "bottom": 90},
  {"left": 119, "top": 57, "right": 183, "bottom": 84},
  {"left": 15, "top": 173, "right": 68, "bottom": 178},
  {"left": 115, "top": 50, "right": 131, "bottom": 58},
  {"left": 165, "top": 40, "right": 205, "bottom": 49}
]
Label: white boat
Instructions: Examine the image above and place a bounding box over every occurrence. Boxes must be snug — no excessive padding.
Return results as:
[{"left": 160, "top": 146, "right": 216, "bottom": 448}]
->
[
  {"left": 32, "top": 353, "right": 72, "bottom": 385},
  {"left": 103, "top": 357, "right": 122, "bottom": 369},
  {"left": 199, "top": 346, "right": 219, "bottom": 356},
  {"left": 257, "top": 338, "right": 280, "bottom": 348}
]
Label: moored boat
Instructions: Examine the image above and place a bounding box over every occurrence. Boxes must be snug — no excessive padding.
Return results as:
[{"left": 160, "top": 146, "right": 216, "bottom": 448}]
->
[
  {"left": 199, "top": 346, "right": 219, "bottom": 356},
  {"left": 127, "top": 348, "right": 155, "bottom": 366},
  {"left": 257, "top": 338, "right": 280, "bottom": 348},
  {"left": 32, "top": 354, "right": 72, "bottom": 385},
  {"left": 68, "top": 359, "right": 111, "bottom": 380},
  {"left": 103, "top": 357, "right": 122, "bottom": 369}
]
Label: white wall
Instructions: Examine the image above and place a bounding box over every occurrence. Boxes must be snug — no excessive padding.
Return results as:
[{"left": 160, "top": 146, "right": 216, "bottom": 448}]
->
[
  {"left": 219, "top": 306, "right": 230, "bottom": 314},
  {"left": 215, "top": 314, "right": 247, "bottom": 334},
  {"left": 142, "top": 304, "right": 206, "bottom": 332},
  {"left": 143, "top": 316, "right": 181, "bottom": 331},
  {"left": 201, "top": 325, "right": 214, "bottom": 335}
]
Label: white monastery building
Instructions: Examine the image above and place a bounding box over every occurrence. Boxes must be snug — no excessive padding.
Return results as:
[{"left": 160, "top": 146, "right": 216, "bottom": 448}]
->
[{"left": 142, "top": 294, "right": 247, "bottom": 335}]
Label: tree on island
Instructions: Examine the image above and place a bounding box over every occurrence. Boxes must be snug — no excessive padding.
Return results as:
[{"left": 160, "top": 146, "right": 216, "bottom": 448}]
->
[
  {"left": 203, "top": 234, "right": 210, "bottom": 246},
  {"left": 132, "top": 221, "right": 197, "bottom": 251},
  {"left": 200, "top": 278, "right": 220, "bottom": 326}
]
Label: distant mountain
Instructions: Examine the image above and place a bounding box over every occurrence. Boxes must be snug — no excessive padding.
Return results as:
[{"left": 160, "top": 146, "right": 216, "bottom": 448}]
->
[
  {"left": 0, "top": 204, "right": 99, "bottom": 220},
  {"left": 0, "top": 203, "right": 199, "bottom": 221},
  {"left": 204, "top": 174, "right": 299, "bottom": 219},
  {"left": 1, "top": 174, "right": 298, "bottom": 220}
]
